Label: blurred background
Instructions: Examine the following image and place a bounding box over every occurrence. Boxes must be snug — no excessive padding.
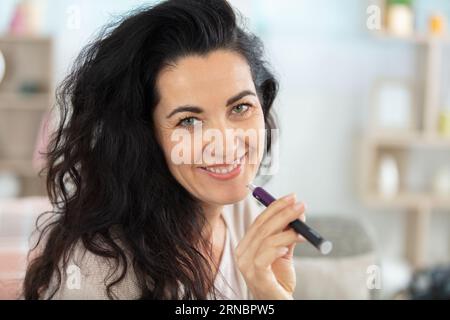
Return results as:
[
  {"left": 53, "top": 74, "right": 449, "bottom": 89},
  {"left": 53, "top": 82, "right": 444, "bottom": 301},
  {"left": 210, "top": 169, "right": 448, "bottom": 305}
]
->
[{"left": 0, "top": 0, "right": 449, "bottom": 299}]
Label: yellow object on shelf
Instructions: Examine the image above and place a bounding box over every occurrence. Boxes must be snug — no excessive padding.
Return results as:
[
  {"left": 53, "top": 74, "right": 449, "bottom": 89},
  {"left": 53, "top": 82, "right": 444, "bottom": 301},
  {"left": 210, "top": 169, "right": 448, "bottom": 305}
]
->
[
  {"left": 438, "top": 111, "right": 450, "bottom": 137},
  {"left": 429, "top": 14, "right": 446, "bottom": 36}
]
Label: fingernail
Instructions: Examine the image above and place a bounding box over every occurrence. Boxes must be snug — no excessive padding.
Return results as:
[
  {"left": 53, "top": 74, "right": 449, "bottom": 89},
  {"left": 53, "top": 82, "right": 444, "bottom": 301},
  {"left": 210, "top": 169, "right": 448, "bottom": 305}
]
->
[
  {"left": 293, "top": 202, "right": 304, "bottom": 211},
  {"left": 297, "top": 234, "right": 305, "bottom": 241},
  {"left": 300, "top": 214, "right": 306, "bottom": 222},
  {"left": 283, "top": 193, "right": 296, "bottom": 202}
]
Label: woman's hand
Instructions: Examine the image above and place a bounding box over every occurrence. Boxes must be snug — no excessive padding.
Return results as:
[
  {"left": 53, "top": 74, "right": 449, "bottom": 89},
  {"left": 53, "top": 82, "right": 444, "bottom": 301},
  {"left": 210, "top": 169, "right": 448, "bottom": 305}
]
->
[{"left": 235, "top": 194, "right": 306, "bottom": 300}]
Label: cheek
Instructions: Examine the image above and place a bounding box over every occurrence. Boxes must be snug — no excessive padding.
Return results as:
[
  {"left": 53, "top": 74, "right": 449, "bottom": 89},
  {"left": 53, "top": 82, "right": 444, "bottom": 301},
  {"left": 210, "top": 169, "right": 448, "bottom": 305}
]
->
[
  {"left": 160, "top": 139, "right": 192, "bottom": 185},
  {"left": 159, "top": 131, "right": 198, "bottom": 175},
  {"left": 155, "top": 129, "right": 182, "bottom": 176},
  {"left": 243, "top": 111, "right": 266, "bottom": 163}
]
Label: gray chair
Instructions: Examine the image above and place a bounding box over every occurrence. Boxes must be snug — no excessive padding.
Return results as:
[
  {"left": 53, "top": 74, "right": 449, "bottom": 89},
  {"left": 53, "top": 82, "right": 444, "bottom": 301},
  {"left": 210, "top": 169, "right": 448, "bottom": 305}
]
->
[{"left": 292, "top": 215, "right": 378, "bottom": 299}]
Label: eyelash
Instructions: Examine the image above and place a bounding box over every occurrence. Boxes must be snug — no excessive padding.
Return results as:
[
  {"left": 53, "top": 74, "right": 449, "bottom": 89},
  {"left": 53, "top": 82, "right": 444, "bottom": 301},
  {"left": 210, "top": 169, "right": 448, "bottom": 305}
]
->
[{"left": 176, "top": 103, "right": 253, "bottom": 128}]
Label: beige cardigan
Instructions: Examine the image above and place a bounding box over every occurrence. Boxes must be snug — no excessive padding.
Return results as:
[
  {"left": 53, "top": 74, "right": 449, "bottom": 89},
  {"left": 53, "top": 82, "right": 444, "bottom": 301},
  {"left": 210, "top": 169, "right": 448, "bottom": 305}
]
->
[{"left": 45, "top": 194, "right": 262, "bottom": 300}]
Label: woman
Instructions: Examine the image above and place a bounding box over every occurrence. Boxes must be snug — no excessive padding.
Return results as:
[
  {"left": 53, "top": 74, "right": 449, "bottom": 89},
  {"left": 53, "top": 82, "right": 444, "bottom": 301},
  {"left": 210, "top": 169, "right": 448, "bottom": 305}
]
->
[{"left": 24, "top": 0, "right": 306, "bottom": 300}]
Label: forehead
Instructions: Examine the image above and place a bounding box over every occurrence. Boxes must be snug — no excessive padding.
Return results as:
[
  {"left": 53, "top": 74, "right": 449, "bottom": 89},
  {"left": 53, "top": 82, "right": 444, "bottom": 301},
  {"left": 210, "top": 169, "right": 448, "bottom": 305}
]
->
[{"left": 156, "top": 50, "right": 255, "bottom": 108}]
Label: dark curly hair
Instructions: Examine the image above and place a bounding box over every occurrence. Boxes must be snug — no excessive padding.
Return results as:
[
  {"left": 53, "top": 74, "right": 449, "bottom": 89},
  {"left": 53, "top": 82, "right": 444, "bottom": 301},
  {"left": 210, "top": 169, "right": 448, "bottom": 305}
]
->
[{"left": 23, "top": 0, "right": 278, "bottom": 299}]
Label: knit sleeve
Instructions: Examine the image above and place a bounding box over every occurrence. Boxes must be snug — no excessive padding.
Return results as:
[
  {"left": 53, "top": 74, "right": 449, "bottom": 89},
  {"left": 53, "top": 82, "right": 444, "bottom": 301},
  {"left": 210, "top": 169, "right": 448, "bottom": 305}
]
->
[{"left": 46, "top": 241, "right": 141, "bottom": 300}]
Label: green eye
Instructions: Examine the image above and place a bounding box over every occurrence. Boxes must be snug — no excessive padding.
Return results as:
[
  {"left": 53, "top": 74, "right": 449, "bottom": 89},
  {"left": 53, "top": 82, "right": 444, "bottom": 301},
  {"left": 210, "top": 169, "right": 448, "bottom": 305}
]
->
[
  {"left": 232, "top": 104, "right": 250, "bottom": 114},
  {"left": 178, "top": 117, "right": 200, "bottom": 127}
]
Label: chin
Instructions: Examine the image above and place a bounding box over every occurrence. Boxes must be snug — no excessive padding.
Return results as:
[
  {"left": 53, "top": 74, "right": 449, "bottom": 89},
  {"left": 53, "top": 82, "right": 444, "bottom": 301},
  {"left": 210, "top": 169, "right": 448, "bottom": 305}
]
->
[
  {"left": 194, "top": 172, "right": 256, "bottom": 206},
  {"left": 204, "top": 184, "right": 250, "bottom": 205}
]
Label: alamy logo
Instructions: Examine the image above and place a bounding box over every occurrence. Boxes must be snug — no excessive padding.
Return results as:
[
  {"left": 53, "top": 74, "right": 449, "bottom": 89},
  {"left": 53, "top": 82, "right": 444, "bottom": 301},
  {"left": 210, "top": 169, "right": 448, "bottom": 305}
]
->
[
  {"left": 366, "top": 265, "right": 382, "bottom": 290},
  {"left": 366, "top": 5, "right": 382, "bottom": 31},
  {"left": 66, "top": 264, "right": 81, "bottom": 290},
  {"left": 169, "top": 127, "right": 280, "bottom": 175},
  {"left": 66, "top": 5, "right": 81, "bottom": 30}
]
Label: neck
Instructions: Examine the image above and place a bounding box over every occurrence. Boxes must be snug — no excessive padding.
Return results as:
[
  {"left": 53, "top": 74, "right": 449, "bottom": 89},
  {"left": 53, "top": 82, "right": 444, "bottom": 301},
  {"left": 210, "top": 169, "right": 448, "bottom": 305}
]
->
[{"left": 201, "top": 202, "right": 225, "bottom": 243}]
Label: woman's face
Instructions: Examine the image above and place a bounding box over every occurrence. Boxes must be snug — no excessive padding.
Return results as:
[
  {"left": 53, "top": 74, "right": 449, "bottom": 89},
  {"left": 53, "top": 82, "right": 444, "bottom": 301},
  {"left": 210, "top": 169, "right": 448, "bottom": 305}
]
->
[{"left": 153, "top": 50, "right": 266, "bottom": 206}]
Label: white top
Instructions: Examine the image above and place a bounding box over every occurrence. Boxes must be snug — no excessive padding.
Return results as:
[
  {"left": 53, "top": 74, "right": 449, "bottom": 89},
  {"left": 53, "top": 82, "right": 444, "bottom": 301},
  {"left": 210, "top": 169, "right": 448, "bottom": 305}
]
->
[
  {"left": 208, "top": 218, "right": 244, "bottom": 300},
  {"left": 44, "top": 194, "right": 262, "bottom": 300}
]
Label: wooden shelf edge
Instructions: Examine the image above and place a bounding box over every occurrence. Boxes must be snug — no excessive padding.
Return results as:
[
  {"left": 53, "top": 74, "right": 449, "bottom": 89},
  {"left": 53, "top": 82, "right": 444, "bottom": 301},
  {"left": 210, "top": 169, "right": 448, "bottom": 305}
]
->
[
  {"left": 364, "top": 132, "right": 450, "bottom": 148},
  {"left": 364, "top": 193, "right": 450, "bottom": 210},
  {"left": 0, "top": 35, "right": 52, "bottom": 44},
  {"left": 370, "top": 30, "right": 450, "bottom": 45}
]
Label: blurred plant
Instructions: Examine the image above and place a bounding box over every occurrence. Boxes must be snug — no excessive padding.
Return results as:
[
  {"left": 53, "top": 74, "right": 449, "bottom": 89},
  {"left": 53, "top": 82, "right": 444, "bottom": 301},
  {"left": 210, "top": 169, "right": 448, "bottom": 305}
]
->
[{"left": 387, "top": 0, "right": 413, "bottom": 6}]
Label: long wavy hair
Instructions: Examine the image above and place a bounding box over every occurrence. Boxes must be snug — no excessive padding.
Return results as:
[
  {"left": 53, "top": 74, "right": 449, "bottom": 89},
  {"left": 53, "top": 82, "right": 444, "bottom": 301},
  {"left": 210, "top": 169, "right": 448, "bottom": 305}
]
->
[{"left": 23, "top": 0, "right": 278, "bottom": 299}]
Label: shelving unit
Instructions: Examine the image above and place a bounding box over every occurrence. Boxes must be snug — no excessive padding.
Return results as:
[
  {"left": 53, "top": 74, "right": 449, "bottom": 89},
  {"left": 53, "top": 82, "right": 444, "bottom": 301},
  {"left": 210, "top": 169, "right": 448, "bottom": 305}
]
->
[
  {"left": 360, "top": 25, "right": 450, "bottom": 269},
  {"left": 0, "top": 36, "right": 53, "bottom": 197}
]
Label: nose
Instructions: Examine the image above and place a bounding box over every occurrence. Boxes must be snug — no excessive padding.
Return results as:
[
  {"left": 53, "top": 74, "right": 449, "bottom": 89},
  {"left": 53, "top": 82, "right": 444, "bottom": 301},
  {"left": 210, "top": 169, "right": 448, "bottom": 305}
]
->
[{"left": 202, "top": 118, "right": 245, "bottom": 165}]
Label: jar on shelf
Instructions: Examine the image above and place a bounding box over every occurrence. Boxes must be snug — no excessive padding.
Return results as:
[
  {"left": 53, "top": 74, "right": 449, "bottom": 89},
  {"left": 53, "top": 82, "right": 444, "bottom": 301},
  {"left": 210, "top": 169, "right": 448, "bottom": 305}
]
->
[
  {"left": 438, "top": 110, "right": 450, "bottom": 137},
  {"left": 439, "top": 93, "right": 450, "bottom": 137},
  {"left": 378, "top": 154, "right": 400, "bottom": 198},
  {"left": 432, "top": 166, "right": 450, "bottom": 197},
  {"left": 386, "top": 0, "right": 415, "bottom": 37}
]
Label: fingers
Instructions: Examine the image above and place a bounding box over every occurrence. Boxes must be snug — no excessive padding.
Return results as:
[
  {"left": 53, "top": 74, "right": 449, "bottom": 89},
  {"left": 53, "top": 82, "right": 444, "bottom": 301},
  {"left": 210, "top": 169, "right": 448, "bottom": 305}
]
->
[
  {"left": 258, "top": 202, "right": 306, "bottom": 238},
  {"left": 251, "top": 193, "right": 297, "bottom": 231},
  {"left": 253, "top": 246, "right": 290, "bottom": 271},
  {"left": 235, "top": 199, "right": 308, "bottom": 294},
  {"left": 246, "top": 202, "right": 305, "bottom": 255},
  {"left": 283, "top": 210, "right": 306, "bottom": 231},
  {"left": 282, "top": 213, "right": 306, "bottom": 257},
  {"left": 238, "top": 227, "right": 304, "bottom": 272},
  {"left": 252, "top": 230, "right": 304, "bottom": 270},
  {"left": 262, "top": 229, "right": 304, "bottom": 248},
  {"left": 236, "top": 193, "right": 297, "bottom": 256},
  {"left": 285, "top": 243, "right": 296, "bottom": 258},
  {"left": 236, "top": 200, "right": 306, "bottom": 260}
]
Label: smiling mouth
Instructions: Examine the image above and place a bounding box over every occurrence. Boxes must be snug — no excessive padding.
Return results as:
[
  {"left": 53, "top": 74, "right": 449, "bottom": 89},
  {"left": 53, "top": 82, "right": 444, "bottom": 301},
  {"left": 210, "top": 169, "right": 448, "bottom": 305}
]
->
[{"left": 199, "top": 152, "right": 247, "bottom": 174}]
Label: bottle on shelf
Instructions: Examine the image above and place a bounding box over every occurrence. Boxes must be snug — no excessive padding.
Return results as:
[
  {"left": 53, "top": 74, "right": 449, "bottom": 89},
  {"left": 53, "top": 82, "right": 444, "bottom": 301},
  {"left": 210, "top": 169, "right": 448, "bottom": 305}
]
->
[
  {"left": 438, "top": 91, "right": 450, "bottom": 138},
  {"left": 428, "top": 12, "right": 447, "bottom": 37},
  {"left": 386, "top": 0, "right": 415, "bottom": 37},
  {"left": 378, "top": 154, "right": 400, "bottom": 198}
]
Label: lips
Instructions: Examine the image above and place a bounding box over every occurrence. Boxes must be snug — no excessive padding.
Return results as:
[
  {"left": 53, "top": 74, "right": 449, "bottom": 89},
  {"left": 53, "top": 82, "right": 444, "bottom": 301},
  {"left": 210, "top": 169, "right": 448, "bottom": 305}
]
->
[
  {"left": 199, "top": 152, "right": 246, "bottom": 171},
  {"left": 198, "top": 153, "right": 247, "bottom": 180}
]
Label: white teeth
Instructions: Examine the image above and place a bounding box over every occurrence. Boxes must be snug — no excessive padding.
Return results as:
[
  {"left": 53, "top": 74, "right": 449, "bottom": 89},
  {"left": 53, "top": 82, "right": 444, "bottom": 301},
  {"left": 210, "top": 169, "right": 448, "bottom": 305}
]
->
[
  {"left": 203, "top": 163, "right": 238, "bottom": 174},
  {"left": 201, "top": 153, "right": 247, "bottom": 174}
]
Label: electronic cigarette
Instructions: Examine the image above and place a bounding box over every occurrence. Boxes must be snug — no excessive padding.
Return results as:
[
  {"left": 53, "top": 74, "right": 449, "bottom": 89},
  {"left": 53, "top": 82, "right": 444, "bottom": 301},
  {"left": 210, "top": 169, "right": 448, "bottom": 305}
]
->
[{"left": 247, "top": 183, "right": 332, "bottom": 255}]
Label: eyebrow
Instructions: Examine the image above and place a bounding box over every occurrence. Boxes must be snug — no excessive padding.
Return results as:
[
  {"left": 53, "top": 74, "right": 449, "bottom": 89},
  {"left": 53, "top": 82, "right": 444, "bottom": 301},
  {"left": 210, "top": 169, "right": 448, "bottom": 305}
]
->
[{"left": 166, "top": 90, "right": 256, "bottom": 119}]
